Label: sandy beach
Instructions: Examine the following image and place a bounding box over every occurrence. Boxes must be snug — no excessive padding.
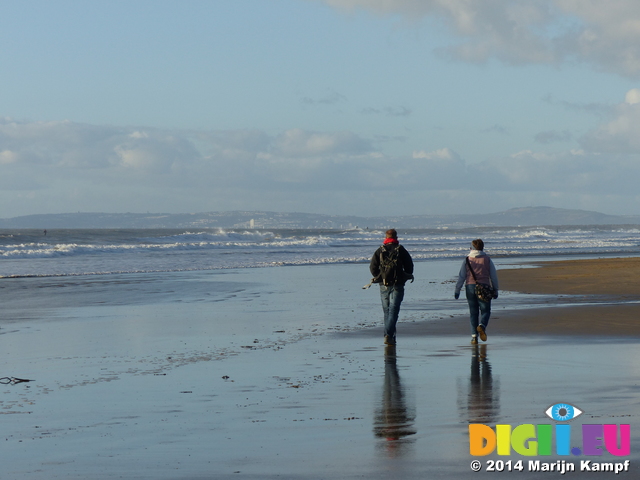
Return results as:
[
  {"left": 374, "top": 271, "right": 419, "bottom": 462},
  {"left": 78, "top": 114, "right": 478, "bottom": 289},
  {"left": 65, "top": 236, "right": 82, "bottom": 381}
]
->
[
  {"left": 495, "top": 257, "right": 640, "bottom": 337},
  {"left": 2, "top": 258, "right": 640, "bottom": 479}
]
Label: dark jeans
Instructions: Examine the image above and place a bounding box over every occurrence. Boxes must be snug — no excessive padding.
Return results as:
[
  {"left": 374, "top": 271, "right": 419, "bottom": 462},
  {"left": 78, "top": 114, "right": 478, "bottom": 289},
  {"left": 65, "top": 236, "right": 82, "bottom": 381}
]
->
[
  {"left": 380, "top": 284, "right": 405, "bottom": 340},
  {"left": 466, "top": 284, "right": 491, "bottom": 335}
]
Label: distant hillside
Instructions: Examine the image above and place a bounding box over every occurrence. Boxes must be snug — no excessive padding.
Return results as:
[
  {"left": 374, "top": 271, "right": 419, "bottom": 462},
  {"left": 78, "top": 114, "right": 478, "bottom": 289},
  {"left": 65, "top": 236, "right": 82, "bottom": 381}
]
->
[{"left": 1, "top": 207, "right": 639, "bottom": 229}]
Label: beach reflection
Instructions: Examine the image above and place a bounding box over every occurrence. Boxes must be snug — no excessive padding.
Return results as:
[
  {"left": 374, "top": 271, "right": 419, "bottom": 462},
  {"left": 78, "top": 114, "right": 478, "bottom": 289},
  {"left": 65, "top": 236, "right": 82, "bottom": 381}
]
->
[
  {"left": 458, "top": 344, "right": 500, "bottom": 424},
  {"left": 373, "top": 345, "right": 417, "bottom": 457}
]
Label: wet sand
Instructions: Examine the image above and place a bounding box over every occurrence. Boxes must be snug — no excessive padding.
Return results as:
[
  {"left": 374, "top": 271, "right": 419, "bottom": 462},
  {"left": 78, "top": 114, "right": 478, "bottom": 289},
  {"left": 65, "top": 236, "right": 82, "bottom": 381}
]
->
[{"left": 2, "top": 260, "right": 640, "bottom": 478}]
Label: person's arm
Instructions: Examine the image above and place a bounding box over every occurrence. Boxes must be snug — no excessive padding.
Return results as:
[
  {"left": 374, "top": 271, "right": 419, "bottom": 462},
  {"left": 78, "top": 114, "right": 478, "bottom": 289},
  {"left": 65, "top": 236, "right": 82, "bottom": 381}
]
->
[
  {"left": 370, "top": 248, "right": 381, "bottom": 278},
  {"left": 401, "top": 246, "right": 413, "bottom": 275},
  {"left": 489, "top": 259, "right": 499, "bottom": 298},
  {"left": 454, "top": 259, "right": 467, "bottom": 298}
]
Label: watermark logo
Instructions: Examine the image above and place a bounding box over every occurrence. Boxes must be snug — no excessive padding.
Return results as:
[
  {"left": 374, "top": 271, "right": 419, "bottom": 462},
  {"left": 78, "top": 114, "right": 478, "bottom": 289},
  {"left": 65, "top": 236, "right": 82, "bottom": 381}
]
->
[
  {"left": 469, "top": 403, "right": 630, "bottom": 457},
  {"left": 468, "top": 403, "right": 631, "bottom": 474},
  {"left": 545, "top": 403, "right": 582, "bottom": 422}
]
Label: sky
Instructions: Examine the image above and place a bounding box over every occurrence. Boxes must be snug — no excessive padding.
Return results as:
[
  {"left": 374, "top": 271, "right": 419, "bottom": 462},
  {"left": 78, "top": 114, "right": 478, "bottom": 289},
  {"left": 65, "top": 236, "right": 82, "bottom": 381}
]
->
[{"left": 3, "top": 0, "right": 640, "bottom": 218}]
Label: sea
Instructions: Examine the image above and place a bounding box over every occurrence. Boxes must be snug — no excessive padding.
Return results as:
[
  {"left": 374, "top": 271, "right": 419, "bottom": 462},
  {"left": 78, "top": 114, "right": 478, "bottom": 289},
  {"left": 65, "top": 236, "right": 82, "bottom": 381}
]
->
[
  {"left": 2, "top": 225, "right": 640, "bottom": 278},
  {"left": 1, "top": 225, "right": 639, "bottom": 341}
]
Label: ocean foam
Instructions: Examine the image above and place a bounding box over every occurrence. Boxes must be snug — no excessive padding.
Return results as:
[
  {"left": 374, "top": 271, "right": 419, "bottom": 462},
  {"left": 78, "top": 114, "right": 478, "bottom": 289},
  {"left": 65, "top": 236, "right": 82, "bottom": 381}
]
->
[{"left": 2, "top": 226, "right": 640, "bottom": 278}]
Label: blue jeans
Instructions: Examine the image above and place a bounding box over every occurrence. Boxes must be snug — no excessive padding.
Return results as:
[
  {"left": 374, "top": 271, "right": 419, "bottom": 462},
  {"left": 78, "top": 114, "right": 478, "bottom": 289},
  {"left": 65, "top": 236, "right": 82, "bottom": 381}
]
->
[
  {"left": 466, "top": 284, "right": 491, "bottom": 335},
  {"left": 380, "top": 284, "right": 405, "bottom": 340}
]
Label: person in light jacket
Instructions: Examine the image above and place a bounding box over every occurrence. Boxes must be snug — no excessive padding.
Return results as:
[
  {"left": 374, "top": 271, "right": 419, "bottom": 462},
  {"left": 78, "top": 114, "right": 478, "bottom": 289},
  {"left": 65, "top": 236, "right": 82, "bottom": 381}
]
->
[{"left": 454, "top": 239, "right": 499, "bottom": 344}]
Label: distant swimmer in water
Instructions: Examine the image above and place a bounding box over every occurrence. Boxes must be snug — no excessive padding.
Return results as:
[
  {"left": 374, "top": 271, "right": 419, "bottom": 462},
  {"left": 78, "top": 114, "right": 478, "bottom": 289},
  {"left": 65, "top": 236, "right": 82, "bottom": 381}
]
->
[{"left": 44, "top": 230, "right": 47, "bottom": 236}]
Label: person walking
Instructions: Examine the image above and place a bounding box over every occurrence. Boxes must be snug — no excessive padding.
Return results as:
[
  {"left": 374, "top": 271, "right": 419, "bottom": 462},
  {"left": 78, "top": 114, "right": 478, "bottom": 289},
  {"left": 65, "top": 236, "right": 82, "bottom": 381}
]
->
[
  {"left": 370, "top": 229, "right": 414, "bottom": 345},
  {"left": 454, "top": 239, "right": 499, "bottom": 344}
]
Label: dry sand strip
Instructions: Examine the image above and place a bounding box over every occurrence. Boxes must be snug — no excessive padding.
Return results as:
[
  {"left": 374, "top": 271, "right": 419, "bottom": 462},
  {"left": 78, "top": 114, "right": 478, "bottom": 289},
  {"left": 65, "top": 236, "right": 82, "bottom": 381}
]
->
[
  {"left": 494, "top": 256, "right": 640, "bottom": 337},
  {"left": 499, "top": 256, "right": 640, "bottom": 296}
]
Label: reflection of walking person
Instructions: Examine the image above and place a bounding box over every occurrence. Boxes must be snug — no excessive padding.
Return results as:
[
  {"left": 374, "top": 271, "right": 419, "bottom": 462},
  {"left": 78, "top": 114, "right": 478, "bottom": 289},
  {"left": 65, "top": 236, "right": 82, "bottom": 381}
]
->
[
  {"left": 460, "top": 344, "right": 499, "bottom": 424},
  {"left": 454, "top": 239, "right": 499, "bottom": 344},
  {"left": 373, "top": 345, "right": 416, "bottom": 457},
  {"left": 369, "top": 229, "right": 414, "bottom": 345}
]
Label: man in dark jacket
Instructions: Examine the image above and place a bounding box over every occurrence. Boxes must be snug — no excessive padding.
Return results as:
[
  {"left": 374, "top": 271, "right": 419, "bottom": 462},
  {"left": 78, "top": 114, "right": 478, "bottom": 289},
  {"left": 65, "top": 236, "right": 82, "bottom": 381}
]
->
[{"left": 370, "top": 229, "right": 414, "bottom": 345}]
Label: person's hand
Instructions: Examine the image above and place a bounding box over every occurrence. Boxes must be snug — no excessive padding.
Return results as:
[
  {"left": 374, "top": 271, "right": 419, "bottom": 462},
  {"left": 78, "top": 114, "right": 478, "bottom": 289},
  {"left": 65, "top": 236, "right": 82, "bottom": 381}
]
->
[
  {"left": 493, "top": 291, "right": 499, "bottom": 299},
  {"left": 454, "top": 292, "right": 460, "bottom": 300}
]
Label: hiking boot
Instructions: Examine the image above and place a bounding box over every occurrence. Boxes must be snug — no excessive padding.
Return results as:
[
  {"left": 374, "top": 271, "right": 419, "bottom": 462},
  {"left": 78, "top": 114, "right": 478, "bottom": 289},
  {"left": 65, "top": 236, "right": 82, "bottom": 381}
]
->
[
  {"left": 384, "top": 335, "right": 396, "bottom": 345},
  {"left": 477, "top": 325, "right": 487, "bottom": 342},
  {"left": 471, "top": 336, "right": 478, "bottom": 345}
]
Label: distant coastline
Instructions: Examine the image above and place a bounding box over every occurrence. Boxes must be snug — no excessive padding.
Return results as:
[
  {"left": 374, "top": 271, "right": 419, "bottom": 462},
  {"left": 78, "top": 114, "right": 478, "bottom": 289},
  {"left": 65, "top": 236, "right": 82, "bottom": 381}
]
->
[{"left": 1, "top": 206, "right": 639, "bottom": 229}]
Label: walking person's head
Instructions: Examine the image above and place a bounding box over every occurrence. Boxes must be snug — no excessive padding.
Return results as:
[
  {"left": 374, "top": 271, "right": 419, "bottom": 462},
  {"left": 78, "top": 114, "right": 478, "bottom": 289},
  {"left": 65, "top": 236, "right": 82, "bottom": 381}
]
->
[
  {"left": 385, "top": 229, "right": 398, "bottom": 240},
  {"left": 471, "top": 239, "right": 484, "bottom": 251}
]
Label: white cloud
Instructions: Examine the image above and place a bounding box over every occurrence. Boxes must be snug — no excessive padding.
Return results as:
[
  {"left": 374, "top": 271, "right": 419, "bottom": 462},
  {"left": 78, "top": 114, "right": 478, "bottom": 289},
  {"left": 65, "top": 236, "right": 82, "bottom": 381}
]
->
[
  {"left": 0, "top": 118, "right": 201, "bottom": 172},
  {"left": 412, "top": 147, "right": 460, "bottom": 161},
  {"left": 318, "top": 0, "right": 640, "bottom": 77},
  {"left": 2, "top": 116, "right": 640, "bottom": 217},
  {"left": 115, "top": 147, "right": 159, "bottom": 171},
  {"left": 0, "top": 149, "right": 17, "bottom": 165},
  {"left": 129, "top": 131, "right": 149, "bottom": 139},
  {"left": 271, "top": 129, "right": 372, "bottom": 157},
  {"left": 579, "top": 94, "right": 640, "bottom": 153},
  {"left": 624, "top": 88, "right": 640, "bottom": 104}
]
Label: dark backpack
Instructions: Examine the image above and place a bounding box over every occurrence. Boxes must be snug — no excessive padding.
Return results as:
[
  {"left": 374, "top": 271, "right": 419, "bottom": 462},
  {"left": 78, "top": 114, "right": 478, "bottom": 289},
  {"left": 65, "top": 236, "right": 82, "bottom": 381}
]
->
[
  {"left": 363, "top": 244, "right": 413, "bottom": 290},
  {"left": 379, "top": 244, "right": 402, "bottom": 286}
]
